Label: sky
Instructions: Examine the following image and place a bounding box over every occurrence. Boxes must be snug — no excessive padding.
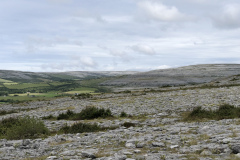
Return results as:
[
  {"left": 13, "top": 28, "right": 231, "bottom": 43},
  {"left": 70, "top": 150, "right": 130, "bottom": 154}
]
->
[{"left": 0, "top": 0, "right": 240, "bottom": 72}]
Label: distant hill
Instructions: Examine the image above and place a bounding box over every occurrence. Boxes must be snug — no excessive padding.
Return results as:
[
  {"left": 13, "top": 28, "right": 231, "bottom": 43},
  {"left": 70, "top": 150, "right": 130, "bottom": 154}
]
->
[
  {"left": 0, "top": 70, "right": 138, "bottom": 83},
  {"left": 100, "top": 64, "right": 240, "bottom": 87}
]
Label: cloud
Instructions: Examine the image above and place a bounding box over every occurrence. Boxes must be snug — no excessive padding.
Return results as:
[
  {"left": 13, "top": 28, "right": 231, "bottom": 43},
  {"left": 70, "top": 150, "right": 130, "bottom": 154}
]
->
[
  {"left": 98, "top": 45, "right": 127, "bottom": 57},
  {"left": 212, "top": 4, "right": 240, "bottom": 29},
  {"left": 138, "top": 1, "right": 189, "bottom": 22},
  {"left": 73, "top": 10, "right": 106, "bottom": 23},
  {"left": 41, "top": 56, "right": 98, "bottom": 71},
  {"left": 155, "top": 65, "right": 171, "bottom": 69},
  {"left": 25, "top": 36, "right": 82, "bottom": 53},
  {"left": 130, "top": 44, "right": 156, "bottom": 55},
  {"left": 79, "top": 57, "right": 97, "bottom": 67},
  {"left": 48, "top": 0, "right": 73, "bottom": 4}
]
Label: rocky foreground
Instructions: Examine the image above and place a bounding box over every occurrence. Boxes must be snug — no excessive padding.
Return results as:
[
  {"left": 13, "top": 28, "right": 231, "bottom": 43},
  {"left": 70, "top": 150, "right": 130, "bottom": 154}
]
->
[{"left": 1, "top": 86, "right": 240, "bottom": 160}]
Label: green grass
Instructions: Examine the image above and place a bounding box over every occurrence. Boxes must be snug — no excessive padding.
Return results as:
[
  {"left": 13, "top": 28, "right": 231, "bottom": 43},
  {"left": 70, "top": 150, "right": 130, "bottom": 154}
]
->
[
  {"left": 3, "top": 82, "right": 18, "bottom": 85},
  {"left": 49, "top": 82, "right": 70, "bottom": 86},
  {"left": 0, "top": 78, "right": 13, "bottom": 83},
  {"left": 65, "top": 87, "right": 96, "bottom": 94},
  {"left": 184, "top": 104, "right": 240, "bottom": 121}
]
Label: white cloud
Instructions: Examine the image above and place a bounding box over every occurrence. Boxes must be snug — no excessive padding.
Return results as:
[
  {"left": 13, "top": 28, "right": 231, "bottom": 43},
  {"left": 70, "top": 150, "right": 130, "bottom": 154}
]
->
[
  {"left": 155, "top": 65, "right": 171, "bottom": 69},
  {"left": 212, "top": 4, "right": 240, "bottom": 29},
  {"left": 130, "top": 44, "right": 156, "bottom": 55},
  {"left": 138, "top": 1, "right": 189, "bottom": 22},
  {"left": 79, "top": 57, "right": 97, "bottom": 67}
]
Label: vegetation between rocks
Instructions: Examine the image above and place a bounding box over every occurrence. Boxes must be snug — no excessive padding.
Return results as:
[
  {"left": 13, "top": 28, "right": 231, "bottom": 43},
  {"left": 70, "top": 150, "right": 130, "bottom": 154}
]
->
[
  {"left": 57, "top": 106, "right": 113, "bottom": 120},
  {"left": 0, "top": 116, "right": 49, "bottom": 140},
  {"left": 59, "top": 122, "right": 116, "bottom": 134},
  {"left": 184, "top": 104, "right": 240, "bottom": 121}
]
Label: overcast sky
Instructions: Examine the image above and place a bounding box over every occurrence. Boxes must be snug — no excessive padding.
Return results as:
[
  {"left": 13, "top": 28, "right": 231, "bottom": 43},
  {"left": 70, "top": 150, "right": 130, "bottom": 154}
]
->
[{"left": 1, "top": 0, "right": 240, "bottom": 72}]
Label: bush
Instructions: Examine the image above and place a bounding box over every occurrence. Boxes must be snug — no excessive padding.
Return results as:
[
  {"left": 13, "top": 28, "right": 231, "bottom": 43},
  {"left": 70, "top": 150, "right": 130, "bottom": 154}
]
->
[
  {"left": 57, "top": 110, "right": 74, "bottom": 120},
  {"left": 217, "top": 104, "right": 237, "bottom": 119},
  {"left": 0, "top": 116, "right": 49, "bottom": 140},
  {"left": 122, "top": 122, "right": 136, "bottom": 128},
  {"left": 60, "top": 122, "right": 101, "bottom": 134},
  {"left": 74, "top": 107, "right": 112, "bottom": 120},
  {"left": 120, "top": 111, "right": 128, "bottom": 117},
  {"left": 184, "top": 104, "right": 240, "bottom": 121},
  {"left": 55, "top": 107, "right": 113, "bottom": 120},
  {"left": 74, "top": 93, "right": 93, "bottom": 99}
]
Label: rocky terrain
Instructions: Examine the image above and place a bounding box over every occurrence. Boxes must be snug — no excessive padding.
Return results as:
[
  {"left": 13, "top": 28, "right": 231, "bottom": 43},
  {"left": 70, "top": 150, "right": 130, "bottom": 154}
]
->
[
  {"left": 2, "top": 64, "right": 240, "bottom": 160},
  {"left": 1, "top": 84, "right": 240, "bottom": 160},
  {"left": 101, "top": 64, "right": 240, "bottom": 88}
]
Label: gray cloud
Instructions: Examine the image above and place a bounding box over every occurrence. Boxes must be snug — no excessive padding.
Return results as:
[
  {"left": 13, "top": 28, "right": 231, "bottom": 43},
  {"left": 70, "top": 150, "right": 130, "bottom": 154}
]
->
[
  {"left": 130, "top": 44, "right": 156, "bottom": 55},
  {"left": 25, "top": 36, "right": 82, "bottom": 53},
  {"left": 73, "top": 10, "right": 106, "bottom": 23},
  {"left": 212, "top": 4, "right": 240, "bottom": 29}
]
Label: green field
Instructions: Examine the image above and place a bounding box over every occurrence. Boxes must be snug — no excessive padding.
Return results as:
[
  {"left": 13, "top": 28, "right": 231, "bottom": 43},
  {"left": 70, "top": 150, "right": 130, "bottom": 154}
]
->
[
  {"left": 49, "top": 82, "right": 71, "bottom": 86},
  {"left": 64, "top": 87, "right": 96, "bottom": 94},
  {"left": 0, "top": 76, "right": 113, "bottom": 103},
  {"left": 0, "top": 78, "right": 14, "bottom": 83},
  {"left": 3, "top": 82, "right": 18, "bottom": 85}
]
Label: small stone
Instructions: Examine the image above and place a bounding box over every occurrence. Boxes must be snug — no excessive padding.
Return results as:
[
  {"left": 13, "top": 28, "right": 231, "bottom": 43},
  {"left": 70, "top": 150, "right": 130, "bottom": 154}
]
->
[
  {"left": 236, "top": 153, "right": 240, "bottom": 158},
  {"left": 222, "top": 138, "right": 232, "bottom": 144},
  {"left": 82, "top": 151, "right": 96, "bottom": 159},
  {"left": 123, "top": 151, "right": 133, "bottom": 155},
  {"left": 134, "top": 149, "right": 141, "bottom": 153},
  {"left": 136, "top": 143, "right": 145, "bottom": 148},
  {"left": 232, "top": 145, "right": 240, "bottom": 154},
  {"left": 200, "top": 149, "right": 212, "bottom": 156},
  {"left": 170, "top": 145, "right": 179, "bottom": 149},
  {"left": 46, "top": 156, "right": 58, "bottom": 160},
  {"left": 152, "top": 142, "right": 164, "bottom": 147},
  {"left": 114, "top": 153, "right": 127, "bottom": 160},
  {"left": 22, "top": 139, "right": 31, "bottom": 146},
  {"left": 126, "top": 143, "right": 135, "bottom": 148}
]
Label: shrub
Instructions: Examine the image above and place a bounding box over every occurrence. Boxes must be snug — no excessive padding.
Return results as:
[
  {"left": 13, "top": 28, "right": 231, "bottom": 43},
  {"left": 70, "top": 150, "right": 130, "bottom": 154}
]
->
[
  {"left": 217, "top": 104, "right": 237, "bottom": 119},
  {"left": 42, "top": 114, "right": 55, "bottom": 120},
  {"left": 57, "top": 110, "right": 74, "bottom": 120},
  {"left": 56, "top": 107, "right": 113, "bottom": 120},
  {"left": 120, "top": 111, "right": 128, "bottom": 117},
  {"left": 60, "top": 122, "right": 101, "bottom": 134},
  {"left": 0, "top": 116, "right": 49, "bottom": 140},
  {"left": 184, "top": 104, "right": 240, "bottom": 121},
  {"left": 74, "top": 93, "right": 93, "bottom": 99},
  {"left": 122, "top": 122, "right": 136, "bottom": 128},
  {"left": 73, "top": 106, "right": 113, "bottom": 120}
]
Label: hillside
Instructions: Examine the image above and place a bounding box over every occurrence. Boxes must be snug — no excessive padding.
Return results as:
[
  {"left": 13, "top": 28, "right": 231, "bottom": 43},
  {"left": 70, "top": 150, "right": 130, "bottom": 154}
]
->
[
  {"left": 0, "top": 70, "right": 138, "bottom": 83},
  {"left": 100, "top": 64, "right": 240, "bottom": 88}
]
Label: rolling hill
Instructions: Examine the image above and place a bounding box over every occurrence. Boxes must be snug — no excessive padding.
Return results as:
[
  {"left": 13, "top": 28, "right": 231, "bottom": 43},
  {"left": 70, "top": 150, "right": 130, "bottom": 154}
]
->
[{"left": 100, "top": 64, "right": 240, "bottom": 87}]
